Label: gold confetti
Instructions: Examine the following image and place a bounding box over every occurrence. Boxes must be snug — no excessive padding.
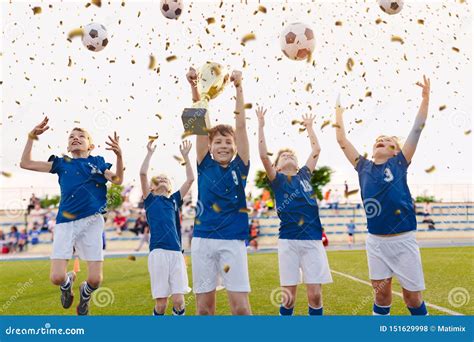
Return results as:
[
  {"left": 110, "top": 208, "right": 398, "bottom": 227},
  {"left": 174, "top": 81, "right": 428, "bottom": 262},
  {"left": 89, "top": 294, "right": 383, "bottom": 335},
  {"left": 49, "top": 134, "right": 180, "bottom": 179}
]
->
[
  {"left": 439, "top": 105, "right": 447, "bottom": 111},
  {"left": 266, "top": 152, "right": 274, "bottom": 156},
  {"left": 394, "top": 209, "right": 401, "bottom": 215},
  {"left": 155, "top": 113, "right": 162, "bottom": 120},
  {"left": 32, "top": 6, "right": 42, "bottom": 14},
  {"left": 148, "top": 55, "right": 156, "bottom": 69},
  {"left": 148, "top": 135, "right": 159, "bottom": 141},
  {"left": 425, "top": 165, "right": 436, "bottom": 173},
  {"left": 346, "top": 189, "right": 359, "bottom": 197},
  {"left": 62, "top": 211, "right": 77, "bottom": 220},
  {"left": 291, "top": 120, "right": 301, "bottom": 125},
  {"left": 465, "top": 130, "right": 471, "bottom": 135},
  {"left": 212, "top": 203, "right": 221, "bottom": 213},
  {"left": 28, "top": 132, "right": 38, "bottom": 140},
  {"left": 111, "top": 175, "right": 121, "bottom": 183},
  {"left": 298, "top": 217, "right": 305, "bottom": 226},
  {"left": 417, "top": 19, "right": 424, "bottom": 25},
  {"left": 68, "top": 57, "right": 72, "bottom": 67},
  {"left": 91, "top": 0, "right": 101, "bottom": 7},
  {"left": 68, "top": 28, "right": 84, "bottom": 40},
  {"left": 127, "top": 255, "right": 136, "bottom": 261},
  {"left": 223, "top": 264, "right": 230, "bottom": 273},
  {"left": 452, "top": 47, "right": 460, "bottom": 53},
  {"left": 298, "top": 127, "right": 306, "bottom": 133},
  {"left": 244, "top": 103, "right": 252, "bottom": 109},
  {"left": 1, "top": 171, "right": 12, "bottom": 177},
  {"left": 258, "top": 5, "right": 267, "bottom": 13},
  {"left": 365, "top": 91, "right": 372, "bottom": 97},
  {"left": 181, "top": 131, "right": 193, "bottom": 139},
  {"left": 335, "top": 21, "right": 343, "bottom": 26},
  {"left": 391, "top": 35, "right": 404, "bottom": 44},
  {"left": 346, "top": 58, "right": 354, "bottom": 72},
  {"left": 166, "top": 55, "right": 177, "bottom": 62},
  {"left": 355, "top": 119, "right": 363, "bottom": 124},
  {"left": 239, "top": 208, "right": 251, "bottom": 213},
  {"left": 305, "top": 83, "right": 312, "bottom": 92},
  {"left": 174, "top": 155, "right": 184, "bottom": 164},
  {"left": 206, "top": 17, "right": 215, "bottom": 24},
  {"left": 375, "top": 18, "right": 383, "bottom": 24},
  {"left": 241, "top": 33, "right": 256, "bottom": 45},
  {"left": 331, "top": 123, "right": 341, "bottom": 128},
  {"left": 320, "top": 120, "right": 331, "bottom": 130}
]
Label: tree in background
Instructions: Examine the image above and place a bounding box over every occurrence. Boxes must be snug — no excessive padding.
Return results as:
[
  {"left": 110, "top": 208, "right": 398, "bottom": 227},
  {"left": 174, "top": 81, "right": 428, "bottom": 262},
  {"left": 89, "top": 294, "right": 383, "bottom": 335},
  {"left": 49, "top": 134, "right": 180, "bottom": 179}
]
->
[
  {"left": 255, "top": 166, "right": 333, "bottom": 201},
  {"left": 107, "top": 183, "right": 124, "bottom": 210},
  {"left": 39, "top": 195, "right": 60, "bottom": 208},
  {"left": 415, "top": 195, "right": 438, "bottom": 203}
]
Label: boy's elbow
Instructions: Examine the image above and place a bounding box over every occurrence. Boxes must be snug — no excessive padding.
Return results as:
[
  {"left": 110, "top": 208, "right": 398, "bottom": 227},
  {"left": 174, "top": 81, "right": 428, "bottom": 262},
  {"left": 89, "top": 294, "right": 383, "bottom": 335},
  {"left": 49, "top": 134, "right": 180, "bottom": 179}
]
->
[{"left": 19, "top": 161, "right": 29, "bottom": 170}]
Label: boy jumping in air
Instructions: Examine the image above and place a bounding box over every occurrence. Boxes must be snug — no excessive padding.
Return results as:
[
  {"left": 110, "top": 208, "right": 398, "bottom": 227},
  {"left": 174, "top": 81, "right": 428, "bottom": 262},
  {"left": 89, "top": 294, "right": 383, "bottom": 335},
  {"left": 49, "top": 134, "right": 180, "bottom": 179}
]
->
[
  {"left": 256, "top": 107, "right": 332, "bottom": 316},
  {"left": 139, "top": 138, "right": 194, "bottom": 316},
  {"left": 20, "top": 117, "right": 123, "bottom": 315},
  {"left": 334, "top": 76, "right": 431, "bottom": 316}
]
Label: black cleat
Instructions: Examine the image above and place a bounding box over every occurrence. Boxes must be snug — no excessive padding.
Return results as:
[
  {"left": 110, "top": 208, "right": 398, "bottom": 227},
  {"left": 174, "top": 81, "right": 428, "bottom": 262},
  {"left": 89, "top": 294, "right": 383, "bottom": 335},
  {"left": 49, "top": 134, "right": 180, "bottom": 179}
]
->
[
  {"left": 60, "top": 271, "right": 76, "bottom": 309},
  {"left": 76, "top": 282, "right": 90, "bottom": 316}
]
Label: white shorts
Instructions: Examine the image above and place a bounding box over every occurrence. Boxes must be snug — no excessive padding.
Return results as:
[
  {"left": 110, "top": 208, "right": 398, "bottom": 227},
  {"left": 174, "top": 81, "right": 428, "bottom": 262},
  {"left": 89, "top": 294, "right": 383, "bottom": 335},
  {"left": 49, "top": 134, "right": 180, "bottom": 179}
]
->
[
  {"left": 366, "top": 231, "right": 425, "bottom": 291},
  {"left": 278, "top": 239, "right": 333, "bottom": 286},
  {"left": 148, "top": 248, "right": 189, "bottom": 298},
  {"left": 191, "top": 237, "right": 250, "bottom": 293},
  {"left": 51, "top": 214, "right": 104, "bottom": 261}
]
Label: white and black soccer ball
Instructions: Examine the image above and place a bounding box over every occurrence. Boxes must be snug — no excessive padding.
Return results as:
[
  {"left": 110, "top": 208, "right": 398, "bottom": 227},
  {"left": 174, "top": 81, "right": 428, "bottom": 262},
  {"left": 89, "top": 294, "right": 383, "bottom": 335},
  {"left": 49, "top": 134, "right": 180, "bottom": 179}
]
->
[
  {"left": 378, "top": 0, "right": 404, "bottom": 15},
  {"left": 160, "top": 0, "right": 183, "bottom": 20},
  {"left": 81, "top": 23, "right": 108, "bottom": 52},
  {"left": 280, "top": 23, "right": 315, "bottom": 61}
]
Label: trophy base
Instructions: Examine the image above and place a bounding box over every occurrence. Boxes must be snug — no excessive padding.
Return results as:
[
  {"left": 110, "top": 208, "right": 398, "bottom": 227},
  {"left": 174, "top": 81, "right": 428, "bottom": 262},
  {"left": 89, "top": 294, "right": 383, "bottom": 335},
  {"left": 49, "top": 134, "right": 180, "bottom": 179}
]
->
[{"left": 181, "top": 108, "right": 211, "bottom": 136}]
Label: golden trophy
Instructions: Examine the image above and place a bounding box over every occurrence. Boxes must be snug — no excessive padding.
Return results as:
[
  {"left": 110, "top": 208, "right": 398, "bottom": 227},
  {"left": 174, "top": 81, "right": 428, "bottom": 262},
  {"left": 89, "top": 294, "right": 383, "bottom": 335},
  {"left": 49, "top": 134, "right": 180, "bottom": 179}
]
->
[{"left": 182, "top": 62, "right": 229, "bottom": 135}]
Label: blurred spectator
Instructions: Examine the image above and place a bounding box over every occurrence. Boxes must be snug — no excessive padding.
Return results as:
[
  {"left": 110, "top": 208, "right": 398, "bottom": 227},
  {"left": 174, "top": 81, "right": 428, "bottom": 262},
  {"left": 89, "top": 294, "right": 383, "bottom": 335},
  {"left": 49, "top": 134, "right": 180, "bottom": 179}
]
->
[
  {"left": 0, "top": 230, "right": 8, "bottom": 254},
  {"left": 8, "top": 226, "right": 20, "bottom": 252},
  {"left": 27, "top": 193, "right": 39, "bottom": 214},
  {"left": 18, "top": 228, "right": 28, "bottom": 252},
  {"left": 113, "top": 210, "right": 128, "bottom": 235},
  {"left": 249, "top": 219, "right": 260, "bottom": 251},
  {"left": 130, "top": 212, "right": 148, "bottom": 236},
  {"left": 29, "top": 226, "right": 40, "bottom": 245},
  {"left": 28, "top": 203, "right": 45, "bottom": 230},
  {"left": 422, "top": 201, "right": 436, "bottom": 230},
  {"left": 347, "top": 220, "right": 356, "bottom": 246},
  {"left": 135, "top": 226, "right": 150, "bottom": 252},
  {"left": 322, "top": 227, "right": 329, "bottom": 247}
]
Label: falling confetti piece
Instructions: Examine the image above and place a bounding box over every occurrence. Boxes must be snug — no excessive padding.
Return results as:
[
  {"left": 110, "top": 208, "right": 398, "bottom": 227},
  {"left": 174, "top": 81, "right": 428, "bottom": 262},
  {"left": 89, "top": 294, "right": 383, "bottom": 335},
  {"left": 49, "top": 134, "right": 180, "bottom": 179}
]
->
[
  {"left": 181, "top": 131, "right": 193, "bottom": 139},
  {"left": 148, "top": 135, "right": 159, "bottom": 141},
  {"left": 28, "top": 133, "right": 38, "bottom": 140},
  {"left": 1, "top": 171, "right": 12, "bottom": 177},
  {"left": 244, "top": 103, "right": 252, "bottom": 109},
  {"left": 417, "top": 19, "right": 425, "bottom": 25},
  {"left": 266, "top": 152, "right": 274, "bottom": 156},
  {"left": 258, "top": 5, "right": 267, "bottom": 13},
  {"left": 346, "top": 58, "right": 354, "bottom": 72},
  {"left": 346, "top": 189, "right": 359, "bottom": 197},
  {"left": 439, "top": 105, "right": 446, "bottom": 111},
  {"left": 148, "top": 55, "right": 156, "bottom": 69},
  {"left": 355, "top": 119, "right": 363, "bottom": 124},
  {"left": 206, "top": 17, "right": 215, "bottom": 24},
  {"left": 91, "top": 0, "right": 102, "bottom": 7},
  {"left": 394, "top": 209, "right": 401, "bottom": 215},
  {"left": 291, "top": 120, "right": 301, "bottom": 125},
  {"left": 452, "top": 47, "right": 460, "bottom": 53},
  {"left": 391, "top": 35, "right": 404, "bottom": 44},
  {"left": 166, "top": 55, "right": 177, "bottom": 62},
  {"left": 365, "top": 91, "right": 372, "bottom": 97},
  {"left": 62, "top": 211, "right": 77, "bottom": 220},
  {"left": 320, "top": 120, "right": 331, "bottom": 130},
  {"left": 68, "top": 28, "right": 84, "bottom": 40},
  {"left": 464, "top": 130, "right": 471, "bottom": 135},
  {"left": 239, "top": 208, "right": 251, "bottom": 213},
  {"left": 305, "top": 83, "right": 312, "bottom": 92},
  {"left": 68, "top": 57, "right": 72, "bottom": 67},
  {"left": 212, "top": 203, "right": 221, "bottom": 213},
  {"left": 425, "top": 165, "right": 436, "bottom": 173},
  {"left": 32, "top": 6, "right": 42, "bottom": 14},
  {"left": 174, "top": 155, "right": 184, "bottom": 163},
  {"left": 111, "top": 175, "right": 121, "bottom": 183},
  {"left": 127, "top": 255, "right": 136, "bottom": 261},
  {"left": 298, "top": 127, "right": 306, "bottom": 133},
  {"left": 223, "top": 264, "right": 230, "bottom": 273},
  {"left": 155, "top": 113, "right": 162, "bottom": 120},
  {"left": 335, "top": 21, "right": 343, "bottom": 26},
  {"left": 298, "top": 217, "right": 305, "bottom": 226},
  {"left": 241, "top": 33, "right": 256, "bottom": 45}
]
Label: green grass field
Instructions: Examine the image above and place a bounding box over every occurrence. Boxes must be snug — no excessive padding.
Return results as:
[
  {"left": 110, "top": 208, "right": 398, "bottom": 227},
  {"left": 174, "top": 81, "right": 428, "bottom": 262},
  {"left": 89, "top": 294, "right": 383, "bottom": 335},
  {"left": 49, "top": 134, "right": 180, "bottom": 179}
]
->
[{"left": 0, "top": 247, "right": 472, "bottom": 316}]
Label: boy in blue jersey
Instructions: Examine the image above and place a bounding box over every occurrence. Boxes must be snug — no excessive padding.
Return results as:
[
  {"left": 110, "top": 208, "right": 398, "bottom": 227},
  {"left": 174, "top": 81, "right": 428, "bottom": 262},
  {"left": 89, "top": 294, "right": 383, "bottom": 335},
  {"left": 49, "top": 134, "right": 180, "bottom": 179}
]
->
[
  {"left": 20, "top": 117, "right": 123, "bottom": 315},
  {"left": 140, "top": 139, "right": 194, "bottom": 316},
  {"left": 186, "top": 67, "right": 251, "bottom": 315},
  {"left": 335, "top": 76, "right": 431, "bottom": 316},
  {"left": 256, "top": 107, "right": 332, "bottom": 316}
]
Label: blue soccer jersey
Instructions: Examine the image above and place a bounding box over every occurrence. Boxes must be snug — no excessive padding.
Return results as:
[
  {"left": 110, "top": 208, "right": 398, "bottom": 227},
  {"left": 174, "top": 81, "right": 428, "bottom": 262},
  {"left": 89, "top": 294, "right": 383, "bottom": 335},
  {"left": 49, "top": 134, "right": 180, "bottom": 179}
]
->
[
  {"left": 49, "top": 155, "right": 111, "bottom": 224},
  {"left": 270, "top": 166, "right": 323, "bottom": 240},
  {"left": 145, "top": 190, "right": 183, "bottom": 252},
  {"left": 193, "top": 152, "right": 250, "bottom": 240},
  {"left": 356, "top": 152, "right": 417, "bottom": 235}
]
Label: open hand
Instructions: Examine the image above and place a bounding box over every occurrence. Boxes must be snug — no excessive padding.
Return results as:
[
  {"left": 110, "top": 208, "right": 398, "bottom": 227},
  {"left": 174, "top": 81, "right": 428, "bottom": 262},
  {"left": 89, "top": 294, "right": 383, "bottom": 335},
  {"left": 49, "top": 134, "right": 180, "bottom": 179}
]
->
[
  {"left": 416, "top": 75, "right": 431, "bottom": 100},
  {"left": 302, "top": 114, "right": 316, "bottom": 129},
  {"left": 30, "top": 117, "right": 50, "bottom": 138},
  {"left": 146, "top": 139, "right": 157, "bottom": 154},
  {"left": 106, "top": 132, "right": 122, "bottom": 157},
  {"left": 255, "top": 106, "right": 267, "bottom": 127},
  {"left": 180, "top": 140, "right": 192, "bottom": 158}
]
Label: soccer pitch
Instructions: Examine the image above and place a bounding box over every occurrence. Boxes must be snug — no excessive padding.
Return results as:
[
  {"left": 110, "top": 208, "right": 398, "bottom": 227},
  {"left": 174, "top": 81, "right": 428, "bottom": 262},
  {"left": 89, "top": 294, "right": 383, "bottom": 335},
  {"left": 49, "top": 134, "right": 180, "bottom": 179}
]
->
[{"left": 0, "top": 247, "right": 472, "bottom": 316}]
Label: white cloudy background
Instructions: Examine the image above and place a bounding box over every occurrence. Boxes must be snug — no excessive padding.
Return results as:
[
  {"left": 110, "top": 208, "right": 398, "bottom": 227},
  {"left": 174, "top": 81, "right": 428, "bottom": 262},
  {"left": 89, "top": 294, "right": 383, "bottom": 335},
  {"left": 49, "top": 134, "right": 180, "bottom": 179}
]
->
[{"left": 0, "top": 0, "right": 472, "bottom": 207}]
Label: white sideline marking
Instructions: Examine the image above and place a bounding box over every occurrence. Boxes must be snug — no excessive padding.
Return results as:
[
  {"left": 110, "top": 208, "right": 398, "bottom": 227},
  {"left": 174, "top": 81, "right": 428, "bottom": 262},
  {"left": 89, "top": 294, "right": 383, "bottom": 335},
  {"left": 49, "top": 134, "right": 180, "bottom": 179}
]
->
[{"left": 330, "top": 269, "right": 464, "bottom": 316}]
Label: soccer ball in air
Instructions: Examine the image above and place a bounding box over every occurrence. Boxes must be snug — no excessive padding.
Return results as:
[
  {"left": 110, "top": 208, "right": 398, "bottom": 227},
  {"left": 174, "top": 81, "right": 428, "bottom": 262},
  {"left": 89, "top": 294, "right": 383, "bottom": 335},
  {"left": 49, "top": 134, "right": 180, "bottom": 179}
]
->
[
  {"left": 161, "top": 0, "right": 183, "bottom": 20},
  {"left": 280, "top": 23, "right": 315, "bottom": 61},
  {"left": 378, "top": 0, "right": 404, "bottom": 15},
  {"left": 81, "top": 23, "right": 108, "bottom": 52}
]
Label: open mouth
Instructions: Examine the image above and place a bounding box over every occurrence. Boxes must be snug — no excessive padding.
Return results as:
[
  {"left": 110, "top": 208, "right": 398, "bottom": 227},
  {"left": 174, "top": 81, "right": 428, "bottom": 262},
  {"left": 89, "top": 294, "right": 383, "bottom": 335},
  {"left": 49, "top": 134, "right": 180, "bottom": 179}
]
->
[{"left": 375, "top": 142, "right": 385, "bottom": 148}]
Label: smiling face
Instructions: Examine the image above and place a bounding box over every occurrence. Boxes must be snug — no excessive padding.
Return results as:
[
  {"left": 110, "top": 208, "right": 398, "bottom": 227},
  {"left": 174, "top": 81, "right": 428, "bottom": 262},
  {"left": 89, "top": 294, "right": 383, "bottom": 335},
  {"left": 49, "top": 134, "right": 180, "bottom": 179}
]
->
[
  {"left": 150, "top": 174, "right": 172, "bottom": 195},
  {"left": 274, "top": 149, "right": 298, "bottom": 173},
  {"left": 67, "top": 128, "right": 94, "bottom": 155},
  {"left": 372, "top": 135, "right": 400, "bottom": 160},
  {"left": 208, "top": 125, "right": 236, "bottom": 165}
]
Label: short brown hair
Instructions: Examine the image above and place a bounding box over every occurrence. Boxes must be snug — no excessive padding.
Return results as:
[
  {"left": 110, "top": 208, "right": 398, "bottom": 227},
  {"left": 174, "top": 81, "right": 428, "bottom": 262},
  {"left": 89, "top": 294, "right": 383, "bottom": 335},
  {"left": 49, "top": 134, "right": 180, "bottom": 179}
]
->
[
  {"left": 71, "top": 127, "right": 93, "bottom": 145},
  {"left": 208, "top": 124, "right": 235, "bottom": 143},
  {"left": 273, "top": 148, "right": 296, "bottom": 167}
]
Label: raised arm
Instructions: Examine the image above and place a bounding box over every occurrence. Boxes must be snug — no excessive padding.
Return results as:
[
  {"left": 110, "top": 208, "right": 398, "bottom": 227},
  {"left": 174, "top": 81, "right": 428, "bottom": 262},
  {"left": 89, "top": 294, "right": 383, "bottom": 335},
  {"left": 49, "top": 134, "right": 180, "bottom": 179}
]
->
[
  {"left": 302, "top": 114, "right": 321, "bottom": 172},
  {"left": 231, "top": 70, "right": 249, "bottom": 165},
  {"left": 104, "top": 132, "right": 124, "bottom": 185},
  {"left": 402, "top": 75, "right": 430, "bottom": 163},
  {"left": 187, "top": 67, "right": 209, "bottom": 165},
  {"left": 20, "top": 117, "right": 53, "bottom": 173},
  {"left": 334, "top": 98, "right": 360, "bottom": 167},
  {"left": 139, "top": 140, "right": 156, "bottom": 199},
  {"left": 256, "top": 106, "right": 276, "bottom": 181},
  {"left": 179, "top": 140, "right": 195, "bottom": 198}
]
